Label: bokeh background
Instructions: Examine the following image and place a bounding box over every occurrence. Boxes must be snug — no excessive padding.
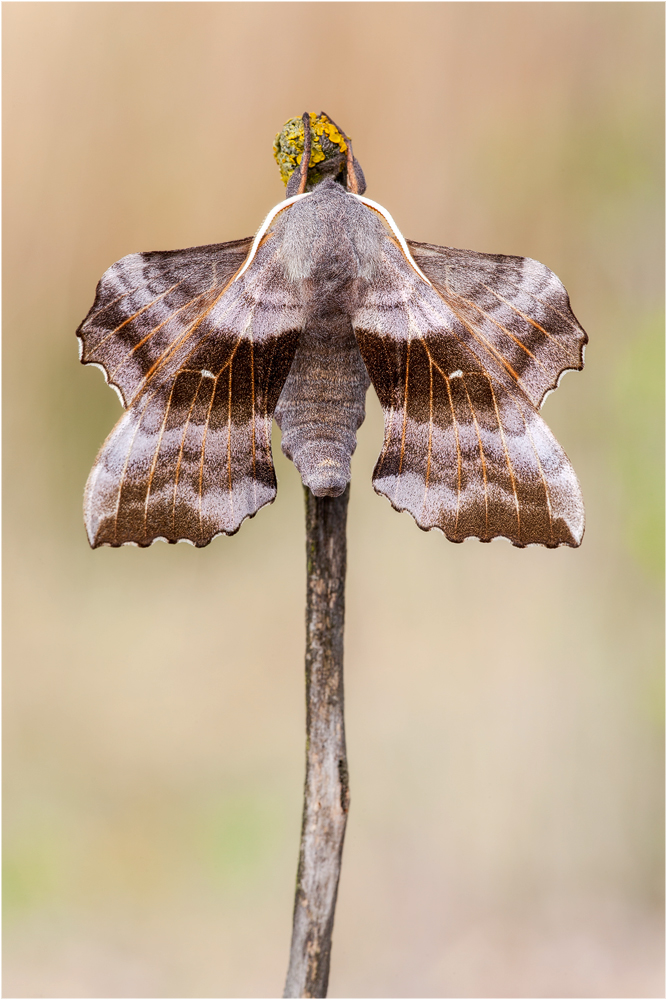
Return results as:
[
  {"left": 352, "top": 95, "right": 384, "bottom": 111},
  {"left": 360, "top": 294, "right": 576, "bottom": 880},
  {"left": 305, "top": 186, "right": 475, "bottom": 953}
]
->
[{"left": 3, "top": 3, "right": 664, "bottom": 997}]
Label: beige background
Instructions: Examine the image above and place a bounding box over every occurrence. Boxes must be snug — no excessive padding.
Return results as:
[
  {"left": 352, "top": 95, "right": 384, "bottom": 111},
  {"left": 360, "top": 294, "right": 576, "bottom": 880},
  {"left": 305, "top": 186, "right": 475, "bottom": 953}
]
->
[{"left": 3, "top": 3, "right": 664, "bottom": 997}]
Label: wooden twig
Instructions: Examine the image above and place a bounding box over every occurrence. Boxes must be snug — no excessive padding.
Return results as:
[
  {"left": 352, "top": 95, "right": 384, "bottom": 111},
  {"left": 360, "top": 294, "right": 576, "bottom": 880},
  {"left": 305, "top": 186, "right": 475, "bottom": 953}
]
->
[{"left": 283, "top": 486, "right": 351, "bottom": 999}]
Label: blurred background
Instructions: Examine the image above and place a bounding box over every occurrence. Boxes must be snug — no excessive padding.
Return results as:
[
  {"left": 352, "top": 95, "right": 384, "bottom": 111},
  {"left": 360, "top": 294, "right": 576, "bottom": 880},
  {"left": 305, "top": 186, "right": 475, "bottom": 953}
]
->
[{"left": 3, "top": 3, "right": 664, "bottom": 997}]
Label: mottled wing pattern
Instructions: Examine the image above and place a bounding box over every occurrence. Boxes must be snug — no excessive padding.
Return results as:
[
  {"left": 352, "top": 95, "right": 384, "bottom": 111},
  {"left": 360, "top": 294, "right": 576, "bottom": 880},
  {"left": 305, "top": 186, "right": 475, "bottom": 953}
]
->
[
  {"left": 78, "top": 237, "right": 302, "bottom": 547},
  {"left": 353, "top": 238, "right": 586, "bottom": 547}
]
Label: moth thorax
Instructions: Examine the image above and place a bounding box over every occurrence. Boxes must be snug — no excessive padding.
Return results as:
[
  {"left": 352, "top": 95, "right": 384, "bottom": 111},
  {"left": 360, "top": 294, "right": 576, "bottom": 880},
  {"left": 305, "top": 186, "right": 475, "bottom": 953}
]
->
[{"left": 275, "top": 324, "right": 370, "bottom": 497}]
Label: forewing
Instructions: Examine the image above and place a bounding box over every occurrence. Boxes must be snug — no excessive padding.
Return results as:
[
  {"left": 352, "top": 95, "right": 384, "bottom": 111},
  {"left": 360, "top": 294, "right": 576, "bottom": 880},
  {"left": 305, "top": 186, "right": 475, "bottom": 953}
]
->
[
  {"left": 80, "top": 237, "right": 302, "bottom": 547},
  {"left": 78, "top": 238, "right": 254, "bottom": 406},
  {"left": 407, "top": 240, "right": 587, "bottom": 408},
  {"left": 353, "top": 239, "right": 585, "bottom": 547}
]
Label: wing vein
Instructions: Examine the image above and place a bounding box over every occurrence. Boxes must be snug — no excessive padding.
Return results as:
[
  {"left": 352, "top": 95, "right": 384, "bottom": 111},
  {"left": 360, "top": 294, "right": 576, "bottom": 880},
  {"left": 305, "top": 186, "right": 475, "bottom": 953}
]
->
[
  {"left": 143, "top": 376, "right": 180, "bottom": 537},
  {"left": 488, "top": 378, "right": 521, "bottom": 540},
  {"left": 374, "top": 335, "right": 396, "bottom": 476},
  {"left": 422, "top": 356, "right": 433, "bottom": 519},
  {"left": 514, "top": 396, "right": 554, "bottom": 543},
  {"left": 434, "top": 293, "right": 527, "bottom": 392},
  {"left": 172, "top": 375, "right": 204, "bottom": 533},
  {"left": 91, "top": 281, "right": 184, "bottom": 354},
  {"left": 479, "top": 283, "right": 576, "bottom": 357},
  {"left": 135, "top": 267, "right": 255, "bottom": 396},
  {"left": 250, "top": 333, "right": 257, "bottom": 508},
  {"left": 398, "top": 331, "right": 411, "bottom": 478},
  {"left": 198, "top": 376, "right": 218, "bottom": 543},
  {"left": 227, "top": 360, "right": 234, "bottom": 518},
  {"left": 107, "top": 285, "right": 218, "bottom": 380},
  {"left": 448, "top": 290, "right": 549, "bottom": 369},
  {"left": 443, "top": 373, "right": 462, "bottom": 533},
  {"left": 462, "top": 376, "right": 489, "bottom": 536},
  {"left": 414, "top": 245, "right": 581, "bottom": 330},
  {"left": 262, "top": 338, "right": 277, "bottom": 463},
  {"left": 112, "top": 389, "right": 160, "bottom": 543},
  {"left": 86, "top": 282, "right": 162, "bottom": 323}
]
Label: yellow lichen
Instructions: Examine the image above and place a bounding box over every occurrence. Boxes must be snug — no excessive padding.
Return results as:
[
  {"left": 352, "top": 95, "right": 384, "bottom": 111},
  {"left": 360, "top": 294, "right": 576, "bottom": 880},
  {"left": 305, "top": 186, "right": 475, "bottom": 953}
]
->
[{"left": 273, "top": 113, "right": 349, "bottom": 187}]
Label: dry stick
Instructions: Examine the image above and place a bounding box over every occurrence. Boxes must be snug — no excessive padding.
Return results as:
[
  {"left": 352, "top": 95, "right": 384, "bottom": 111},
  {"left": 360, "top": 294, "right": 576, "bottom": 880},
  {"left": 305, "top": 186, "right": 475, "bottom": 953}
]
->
[{"left": 283, "top": 485, "right": 351, "bottom": 999}]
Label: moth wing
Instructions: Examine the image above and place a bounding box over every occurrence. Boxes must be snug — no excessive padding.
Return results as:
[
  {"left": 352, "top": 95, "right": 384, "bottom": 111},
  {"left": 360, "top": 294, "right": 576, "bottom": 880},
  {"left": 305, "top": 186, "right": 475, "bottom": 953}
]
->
[
  {"left": 407, "top": 240, "right": 587, "bottom": 409},
  {"left": 79, "top": 236, "right": 302, "bottom": 547},
  {"left": 78, "top": 238, "right": 255, "bottom": 406},
  {"left": 353, "top": 238, "right": 585, "bottom": 547}
]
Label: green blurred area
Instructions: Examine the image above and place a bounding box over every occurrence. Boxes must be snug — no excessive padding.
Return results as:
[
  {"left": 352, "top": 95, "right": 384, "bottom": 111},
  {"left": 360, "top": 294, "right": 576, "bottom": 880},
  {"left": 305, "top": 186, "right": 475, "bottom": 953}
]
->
[
  {"left": 3, "top": 3, "right": 664, "bottom": 997},
  {"left": 610, "top": 309, "right": 664, "bottom": 578}
]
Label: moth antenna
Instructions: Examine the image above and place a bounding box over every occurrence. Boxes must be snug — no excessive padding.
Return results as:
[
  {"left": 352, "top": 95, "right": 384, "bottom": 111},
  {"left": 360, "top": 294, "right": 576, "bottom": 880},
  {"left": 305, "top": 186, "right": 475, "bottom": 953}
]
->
[
  {"left": 297, "top": 111, "right": 312, "bottom": 195},
  {"left": 320, "top": 110, "right": 359, "bottom": 193}
]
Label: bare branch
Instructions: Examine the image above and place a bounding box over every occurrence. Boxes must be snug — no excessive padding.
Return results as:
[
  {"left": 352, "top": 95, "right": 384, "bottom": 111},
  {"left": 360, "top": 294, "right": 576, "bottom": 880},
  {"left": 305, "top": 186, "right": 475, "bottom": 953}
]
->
[{"left": 283, "top": 486, "right": 350, "bottom": 999}]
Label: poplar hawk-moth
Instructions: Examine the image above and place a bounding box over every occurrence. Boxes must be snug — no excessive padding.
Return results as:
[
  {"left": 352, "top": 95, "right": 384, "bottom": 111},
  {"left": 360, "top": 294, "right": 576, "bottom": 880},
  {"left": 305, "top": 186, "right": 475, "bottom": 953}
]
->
[{"left": 78, "top": 112, "right": 586, "bottom": 549}]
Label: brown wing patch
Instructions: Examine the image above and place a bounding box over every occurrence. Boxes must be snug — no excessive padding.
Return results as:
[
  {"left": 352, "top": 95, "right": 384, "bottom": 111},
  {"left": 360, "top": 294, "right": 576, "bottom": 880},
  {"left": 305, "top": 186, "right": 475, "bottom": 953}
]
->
[{"left": 84, "top": 329, "right": 299, "bottom": 547}]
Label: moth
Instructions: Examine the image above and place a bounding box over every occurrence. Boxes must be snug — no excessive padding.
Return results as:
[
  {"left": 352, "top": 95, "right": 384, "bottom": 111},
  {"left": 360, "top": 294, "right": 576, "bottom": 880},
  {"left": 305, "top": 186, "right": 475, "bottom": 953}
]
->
[{"left": 78, "top": 112, "right": 587, "bottom": 549}]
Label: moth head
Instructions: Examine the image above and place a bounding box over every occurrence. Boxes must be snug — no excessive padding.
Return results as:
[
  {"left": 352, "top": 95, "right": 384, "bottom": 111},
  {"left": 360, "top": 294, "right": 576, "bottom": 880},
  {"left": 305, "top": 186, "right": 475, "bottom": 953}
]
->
[{"left": 274, "top": 111, "right": 366, "bottom": 197}]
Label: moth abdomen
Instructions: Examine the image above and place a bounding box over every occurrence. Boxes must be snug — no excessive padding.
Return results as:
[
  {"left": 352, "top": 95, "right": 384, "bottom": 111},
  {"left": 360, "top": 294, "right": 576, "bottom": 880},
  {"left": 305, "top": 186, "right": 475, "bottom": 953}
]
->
[{"left": 275, "top": 324, "right": 370, "bottom": 497}]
